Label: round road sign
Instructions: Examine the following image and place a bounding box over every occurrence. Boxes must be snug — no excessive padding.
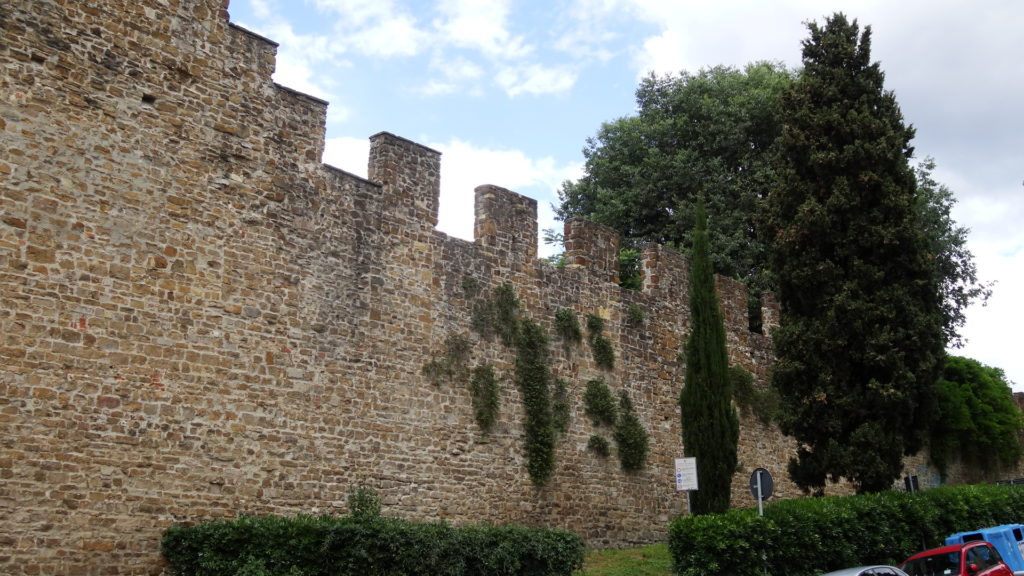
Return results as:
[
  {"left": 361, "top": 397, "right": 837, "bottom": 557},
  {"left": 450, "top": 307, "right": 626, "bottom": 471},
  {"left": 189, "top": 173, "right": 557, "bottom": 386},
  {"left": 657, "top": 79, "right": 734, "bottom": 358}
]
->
[{"left": 749, "top": 468, "right": 773, "bottom": 501}]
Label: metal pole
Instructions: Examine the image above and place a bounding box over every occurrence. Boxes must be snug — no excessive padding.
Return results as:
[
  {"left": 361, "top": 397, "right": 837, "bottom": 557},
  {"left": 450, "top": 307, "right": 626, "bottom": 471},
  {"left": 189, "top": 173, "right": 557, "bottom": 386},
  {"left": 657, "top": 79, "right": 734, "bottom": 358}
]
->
[{"left": 756, "top": 471, "right": 764, "bottom": 517}]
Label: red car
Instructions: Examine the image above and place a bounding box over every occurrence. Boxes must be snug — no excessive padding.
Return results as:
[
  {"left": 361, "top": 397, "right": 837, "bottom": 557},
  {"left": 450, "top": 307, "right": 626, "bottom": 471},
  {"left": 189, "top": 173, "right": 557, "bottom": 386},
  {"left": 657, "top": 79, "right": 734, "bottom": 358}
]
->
[{"left": 901, "top": 541, "right": 1014, "bottom": 576}]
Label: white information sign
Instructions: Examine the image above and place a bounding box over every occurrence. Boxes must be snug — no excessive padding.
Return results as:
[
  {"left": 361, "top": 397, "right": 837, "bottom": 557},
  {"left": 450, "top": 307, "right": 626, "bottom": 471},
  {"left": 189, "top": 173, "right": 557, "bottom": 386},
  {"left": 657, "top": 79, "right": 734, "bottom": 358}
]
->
[{"left": 674, "top": 457, "right": 698, "bottom": 491}]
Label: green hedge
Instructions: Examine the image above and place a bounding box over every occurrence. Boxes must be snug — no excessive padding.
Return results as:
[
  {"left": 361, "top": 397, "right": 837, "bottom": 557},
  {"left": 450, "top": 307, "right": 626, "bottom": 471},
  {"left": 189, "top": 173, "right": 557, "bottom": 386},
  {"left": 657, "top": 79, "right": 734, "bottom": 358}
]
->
[
  {"left": 668, "top": 484, "right": 1024, "bottom": 576},
  {"left": 162, "top": 514, "right": 585, "bottom": 576}
]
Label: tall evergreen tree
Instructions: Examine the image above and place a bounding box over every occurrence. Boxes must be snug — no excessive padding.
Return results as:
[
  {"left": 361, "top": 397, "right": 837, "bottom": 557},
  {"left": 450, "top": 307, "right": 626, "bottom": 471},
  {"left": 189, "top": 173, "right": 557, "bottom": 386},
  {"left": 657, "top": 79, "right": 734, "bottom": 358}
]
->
[
  {"left": 763, "top": 14, "right": 945, "bottom": 494},
  {"left": 680, "top": 200, "right": 739, "bottom": 514}
]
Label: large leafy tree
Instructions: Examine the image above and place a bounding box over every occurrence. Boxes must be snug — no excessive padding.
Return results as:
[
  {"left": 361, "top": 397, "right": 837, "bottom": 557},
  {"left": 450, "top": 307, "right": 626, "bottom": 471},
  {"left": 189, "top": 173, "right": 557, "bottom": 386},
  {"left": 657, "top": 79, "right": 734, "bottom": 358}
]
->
[
  {"left": 680, "top": 201, "right": 739, "bottom": 514},
  {"left": 557, "top": 63, "right": 793, "bottom": 292},
  {"left": 763, "top": 14, "right": 946, "bottom": 494},
  {"left": 556, "top": 61, "right": 988, "bottom": 346},
  {"left": 914, "top": 159, "right": 993, "bottom": 348},
  {"left": 929, "top": 356, "right": 1023, "bottom": 477}
]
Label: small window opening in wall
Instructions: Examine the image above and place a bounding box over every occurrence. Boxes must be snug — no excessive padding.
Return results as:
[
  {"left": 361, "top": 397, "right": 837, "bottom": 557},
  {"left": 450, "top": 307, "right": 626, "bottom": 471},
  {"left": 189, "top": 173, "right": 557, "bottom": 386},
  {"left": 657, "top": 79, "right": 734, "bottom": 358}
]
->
[{"left": 141, "top": 94, "right": 156, "bottom": 105}]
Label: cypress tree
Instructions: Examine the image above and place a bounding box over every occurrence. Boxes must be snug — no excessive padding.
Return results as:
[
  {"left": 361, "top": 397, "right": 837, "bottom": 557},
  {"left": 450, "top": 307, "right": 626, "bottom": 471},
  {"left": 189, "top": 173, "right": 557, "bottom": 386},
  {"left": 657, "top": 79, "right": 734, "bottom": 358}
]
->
[
  {"left": 763, "top": 14, "right": 945, "bottom": 493},
  {"left": 680, "top": 200, "right": 739, "bottom": 514}
]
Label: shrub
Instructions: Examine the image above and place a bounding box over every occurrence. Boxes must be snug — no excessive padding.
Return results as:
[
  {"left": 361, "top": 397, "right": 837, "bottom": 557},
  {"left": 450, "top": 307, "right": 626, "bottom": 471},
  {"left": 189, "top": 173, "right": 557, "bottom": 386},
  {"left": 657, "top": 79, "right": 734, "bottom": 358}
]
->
[
  {"left": 347, "top": 484, "right": 381, "bottom": 521},
  {"left": 163, "top": 515, "right": 585, "bottom": 576},
  {"left": 668, "top": 484, "right": 1024, "bottom": 576}
]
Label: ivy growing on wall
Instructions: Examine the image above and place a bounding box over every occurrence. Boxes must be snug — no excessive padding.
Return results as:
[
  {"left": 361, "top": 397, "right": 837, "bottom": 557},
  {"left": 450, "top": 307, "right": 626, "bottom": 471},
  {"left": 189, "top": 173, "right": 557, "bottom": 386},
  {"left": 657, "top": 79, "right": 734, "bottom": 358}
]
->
[
  {"left": 470, "top": 364, "right": 500, "bottom": 433},
  {"left": 585, "top": 314, "right": 615, "bottom": 370},
  {"left": 552, "top": 378, "right": 571, "bottom": 434},
  {"left": 613, "top": 390, "right": 649, "bottom": 471},
  {"left": 554, "top": 308, "right": 582, "bottom": 343},
  {"left": 515, "top": 318, "right": 557, "bottom": 484},
  {"left": 584, "top": 378, "right": 649, "bottom": 471},
  {"left": 626, "top": 304, "right": 645, "bottom": 325},
  {"left": 472, "top": 282, "right": 520, "bottom": 346},
  {"left": 730, "top": 365, "right": 779, "bottom": 425},
  {"left": 583, "top": 378, "right": 618, "bottom": 427},
  {"left": 464, "top": 285, "right": 644, "bottom": 481},
  {"left": 587, "top": 435, "right": 611, "bottom": 457},
  {"left": 470, "top": 283, "right": 559, "bottom": 484},
  {"left": 422, "top": 333, "right": 471, "bottom": 385}
]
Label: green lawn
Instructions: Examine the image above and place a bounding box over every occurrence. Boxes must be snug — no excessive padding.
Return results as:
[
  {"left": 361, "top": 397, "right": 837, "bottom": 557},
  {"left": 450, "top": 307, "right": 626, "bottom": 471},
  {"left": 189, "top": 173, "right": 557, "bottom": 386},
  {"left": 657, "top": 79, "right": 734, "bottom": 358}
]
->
[{"left": 576, "top": 543, "right": 673, "bottom": 576}]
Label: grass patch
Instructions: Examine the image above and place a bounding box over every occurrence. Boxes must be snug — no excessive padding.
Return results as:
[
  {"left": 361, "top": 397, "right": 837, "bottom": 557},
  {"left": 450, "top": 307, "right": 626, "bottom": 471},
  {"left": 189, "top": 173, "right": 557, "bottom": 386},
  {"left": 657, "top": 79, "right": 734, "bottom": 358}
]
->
[{"left": 576, "top": 543, "right": 672, "bottom": 576}]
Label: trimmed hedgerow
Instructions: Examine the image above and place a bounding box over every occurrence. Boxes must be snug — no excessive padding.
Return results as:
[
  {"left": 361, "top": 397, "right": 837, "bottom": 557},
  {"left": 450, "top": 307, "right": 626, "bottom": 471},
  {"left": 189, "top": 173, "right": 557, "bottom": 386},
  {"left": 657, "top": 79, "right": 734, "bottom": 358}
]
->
[
  {"left": 162, "top": 514, "right": 585, "bottom": 576},
  {"left": 668, "top": 483, "right": 1024, "bottom": 576}
]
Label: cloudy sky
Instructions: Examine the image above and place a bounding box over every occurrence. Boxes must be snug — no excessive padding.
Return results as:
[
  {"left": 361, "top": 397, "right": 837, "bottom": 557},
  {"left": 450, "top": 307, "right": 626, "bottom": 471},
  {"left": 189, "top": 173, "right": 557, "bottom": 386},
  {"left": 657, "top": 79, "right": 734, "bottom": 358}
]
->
[{"left": 227, "top": 0, "right": 1023, "bottom": 389}]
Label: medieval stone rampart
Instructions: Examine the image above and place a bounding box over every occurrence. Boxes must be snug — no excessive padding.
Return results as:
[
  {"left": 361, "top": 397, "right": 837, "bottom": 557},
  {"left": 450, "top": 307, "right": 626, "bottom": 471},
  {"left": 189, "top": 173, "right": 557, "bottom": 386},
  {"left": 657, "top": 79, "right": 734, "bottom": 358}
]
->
[{"left": 0, "top": 1, "right": 989, "bottom": 574}]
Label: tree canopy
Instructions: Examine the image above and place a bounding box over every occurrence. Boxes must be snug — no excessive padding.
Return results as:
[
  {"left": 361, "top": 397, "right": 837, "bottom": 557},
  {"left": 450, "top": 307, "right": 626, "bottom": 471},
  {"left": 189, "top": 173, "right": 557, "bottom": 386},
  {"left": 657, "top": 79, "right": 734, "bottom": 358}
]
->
[
  {"left": 557, "top": 62, "right": 793, "bottom": 293},
  {"left": 556, "top": 47, "right": 987, "bottom": 347},
  {"left": 763, "top": 13, "right": 946, "bottom": 493},
  {"left": 929, "top": 356, "right": 1023, "bottom": 477}
]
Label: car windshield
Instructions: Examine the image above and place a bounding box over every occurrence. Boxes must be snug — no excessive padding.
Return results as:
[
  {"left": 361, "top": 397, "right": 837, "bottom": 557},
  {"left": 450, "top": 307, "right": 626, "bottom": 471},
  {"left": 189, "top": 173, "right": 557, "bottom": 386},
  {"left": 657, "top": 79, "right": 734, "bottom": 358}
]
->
[{"left": 902, "top": 551, "right": 961, "bottom": 576}]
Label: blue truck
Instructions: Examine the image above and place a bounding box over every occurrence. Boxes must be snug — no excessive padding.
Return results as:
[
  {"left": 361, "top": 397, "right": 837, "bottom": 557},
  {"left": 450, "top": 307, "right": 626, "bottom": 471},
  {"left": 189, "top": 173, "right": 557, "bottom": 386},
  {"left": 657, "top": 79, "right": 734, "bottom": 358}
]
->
[{"left": 946, "top": 524, "right": 1024, "bottom": 576}]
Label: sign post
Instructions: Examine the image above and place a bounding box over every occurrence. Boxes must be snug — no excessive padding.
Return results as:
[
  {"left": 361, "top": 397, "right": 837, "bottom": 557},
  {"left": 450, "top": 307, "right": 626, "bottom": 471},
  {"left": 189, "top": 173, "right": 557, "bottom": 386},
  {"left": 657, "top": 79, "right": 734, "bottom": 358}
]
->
[
  {"left": 675, "top": 457, "right": 698, "bottom": 514},
  {"left": 749, "top": 468, "right": 774, "bottom": 516}
]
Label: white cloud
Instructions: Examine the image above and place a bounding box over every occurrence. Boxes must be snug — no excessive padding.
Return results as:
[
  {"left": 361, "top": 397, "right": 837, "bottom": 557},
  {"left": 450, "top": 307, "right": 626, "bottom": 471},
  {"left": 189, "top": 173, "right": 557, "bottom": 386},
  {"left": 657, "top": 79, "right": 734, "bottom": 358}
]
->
[
  {"left": 269, "top": 30, "right": 344, "bottom": 101},
  {"left": 953, "top": 244, "right": 1024, "bottom": 389},
  {"left": 309, "top": 0, "right": 403, "bottom": 27},
  {"left": 425, "top": 138, "right": 582, "bottom": 243},
  {"left": 495, "top": 64, "right": 578, "bottom": 97},
  {"left": 346, "top": 14, "right": 430, "bottom": 57},
  {"left": 249, "top": 0, "right": 273, "bottom": 20},
  {"left": 417, "top": 55, "right": 485, "bottom": 96},
  {"left": 434, "top": 0, "right": 533, "bottom": 60},
  {"left": 322, "top": 136, "right": 370, "bottom": 176},
  {"left": 323, "top": 136, "right": 582, "bottom": 252}
]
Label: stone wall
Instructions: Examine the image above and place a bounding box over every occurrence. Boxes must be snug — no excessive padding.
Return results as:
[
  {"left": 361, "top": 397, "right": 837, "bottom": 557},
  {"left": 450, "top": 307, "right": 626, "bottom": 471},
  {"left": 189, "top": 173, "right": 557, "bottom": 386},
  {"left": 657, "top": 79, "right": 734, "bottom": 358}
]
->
[{"left": 0, "top": 1, "right": 1001, "bottom": 574}]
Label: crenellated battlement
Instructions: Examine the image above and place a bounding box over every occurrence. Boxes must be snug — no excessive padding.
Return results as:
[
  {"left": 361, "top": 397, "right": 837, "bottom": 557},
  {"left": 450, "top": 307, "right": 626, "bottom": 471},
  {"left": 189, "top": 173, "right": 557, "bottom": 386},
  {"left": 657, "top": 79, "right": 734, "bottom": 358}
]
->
[{"left": 0, "top": 1, "right": 810, "bottom": 573}]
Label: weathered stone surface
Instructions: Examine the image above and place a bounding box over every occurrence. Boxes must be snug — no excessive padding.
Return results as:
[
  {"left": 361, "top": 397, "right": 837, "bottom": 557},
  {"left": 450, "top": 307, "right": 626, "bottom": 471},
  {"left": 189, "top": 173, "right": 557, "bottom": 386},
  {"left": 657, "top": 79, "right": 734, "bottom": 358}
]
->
[{"left": 0, "top": 1, "right": 1002, "bottom": 574}]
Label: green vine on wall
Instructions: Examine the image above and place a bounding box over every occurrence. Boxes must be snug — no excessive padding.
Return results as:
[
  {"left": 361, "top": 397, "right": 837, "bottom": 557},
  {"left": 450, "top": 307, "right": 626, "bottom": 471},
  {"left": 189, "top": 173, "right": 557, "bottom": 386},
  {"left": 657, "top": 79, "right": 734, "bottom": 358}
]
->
[
  {"left": 554, "top": 308, "right": 582, "bottom": 344},
  {"left": 587, "top": 435, "right": 611, "bottom": 457},
  {"left": 422, "top": 333, "right": 471, "bottom": 385},
  {"left": 583, "top": 378, "right": 649, "bottom": 471},
  {"left": 585, "top": 314, "right": 615, "bottom": 370},
  {"left": 470, "top": 364, "right": 500, "bottom": 433},
  {"left": 613, "top": 390, "right": 649, "bottom": 471},
  {"left": 583, "top": 378, "right": 618, "bottom": 427},
  {"left": 515, "top": 318, "right": 557, "bottom": 484},
  {"left": 470, "top": 283, "right": 559, "bottom": 484},
  {"left": 552, "top": 378, "right": 571, "bottom": 434},
  {"left": 472, "top": 282, "right": 520, "bottom": 346},
  {"left": 730, "top": 365, "right": 779, "bottom": 425}
]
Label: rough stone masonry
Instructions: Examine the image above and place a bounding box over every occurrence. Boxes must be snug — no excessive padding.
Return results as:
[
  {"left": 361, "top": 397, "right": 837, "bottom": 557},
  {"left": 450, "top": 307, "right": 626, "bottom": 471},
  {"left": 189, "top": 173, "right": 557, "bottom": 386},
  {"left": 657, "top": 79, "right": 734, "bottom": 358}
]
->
[{"left": 0, "top": 0, "right": 977, "bottom": 574}]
